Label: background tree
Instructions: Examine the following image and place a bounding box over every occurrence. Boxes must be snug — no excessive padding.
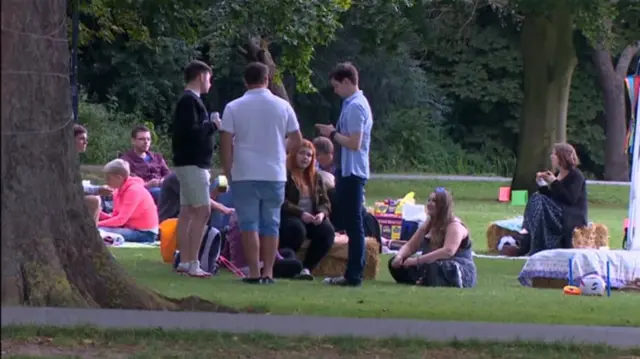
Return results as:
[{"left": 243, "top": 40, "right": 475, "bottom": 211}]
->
[
  {"left": 590, "top": 0, "right": 640, "bottom": 181},
  {"left": 495, "top": 0, "right": 620, "bottom": 192},
  {"left": 69, "top": 0, "right": 623, "bottom": 181},
  {"left": 206, "top": 0, "right": 351, "bottom": 106},
  {"left": 1, "top": 0, "right": 232, "bottom": 311}
]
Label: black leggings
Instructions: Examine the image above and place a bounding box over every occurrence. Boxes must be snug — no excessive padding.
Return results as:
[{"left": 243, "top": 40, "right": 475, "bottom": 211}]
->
[
  {"left": 279, "top": 215, "right": 335, "bottom": 271},
  {"left": 388, "top": 256, "right": 419, "bottom": 284}
]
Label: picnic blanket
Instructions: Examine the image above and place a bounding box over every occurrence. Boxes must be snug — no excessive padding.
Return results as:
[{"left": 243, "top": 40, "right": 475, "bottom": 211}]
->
[
  {"left": 518, "top": 249, "right": 640, "bottom": 289},
  {"left": 100, "top": 229, "right": 159, "bottom": 248},
  {"left": 118, "top": 241, "right": 160, "bottom": 248},
  {"left": 493, "top": 216, "right": 523, "bottom": 232}
]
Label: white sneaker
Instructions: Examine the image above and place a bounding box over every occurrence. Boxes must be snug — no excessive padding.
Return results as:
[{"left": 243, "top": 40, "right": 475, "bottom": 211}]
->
[
  {"left": 187, "top": 261, "right": 212, "bottom": 278},
  {"left": 175, "top": 262, "right": 190, "bottom": 273}
]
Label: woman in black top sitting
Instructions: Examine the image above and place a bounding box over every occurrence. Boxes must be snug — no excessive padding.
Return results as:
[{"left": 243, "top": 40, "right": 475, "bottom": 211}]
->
[
  {"left": 519, "top": 143, "right": 588, "bottom": 255},
  {"left": 280, "top": 140, "right": 335, "bottom": 280},
  {"left": 389, "top": 188, "right": 476, "bottom": 288}
]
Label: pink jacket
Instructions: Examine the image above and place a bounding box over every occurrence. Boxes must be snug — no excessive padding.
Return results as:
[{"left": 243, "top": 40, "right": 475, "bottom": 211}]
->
[{"left": 98, "top": 176, "right": 159, "bottom": 231}]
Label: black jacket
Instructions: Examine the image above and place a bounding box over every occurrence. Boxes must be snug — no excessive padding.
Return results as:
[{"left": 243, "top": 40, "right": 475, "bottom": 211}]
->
[
  {"left": 538, "top": 168, "right": 588, "bottom": 248},
  {"left": 171, "top": 91, "right": 216, "bottom": 169}
]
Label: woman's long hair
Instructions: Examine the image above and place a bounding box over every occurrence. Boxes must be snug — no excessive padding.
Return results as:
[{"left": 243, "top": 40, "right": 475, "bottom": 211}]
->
[
  {"left": 287, "top": 139, "right": 317, "bottom": 195},
  {"left": 428, "top": 188, "right": 454, "bottom": 249},
  {"left": 553, "top": 142, "right": 580, "bottom": 170}
]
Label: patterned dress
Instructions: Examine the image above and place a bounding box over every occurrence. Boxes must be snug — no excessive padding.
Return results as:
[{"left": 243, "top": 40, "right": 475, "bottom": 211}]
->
[{"left": 522, "top": 192, "right": 564, "bottom": 255}]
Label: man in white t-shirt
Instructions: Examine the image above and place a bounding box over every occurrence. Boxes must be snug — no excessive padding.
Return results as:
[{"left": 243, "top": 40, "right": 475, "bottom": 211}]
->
[{"left": 219, "top": 62, "right": 303, "bottom": 284}]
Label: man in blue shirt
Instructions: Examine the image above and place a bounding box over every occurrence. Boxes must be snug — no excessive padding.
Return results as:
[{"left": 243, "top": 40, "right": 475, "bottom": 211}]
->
[{"left": 316, "top": 62, "right": 373, "bottom": 287}]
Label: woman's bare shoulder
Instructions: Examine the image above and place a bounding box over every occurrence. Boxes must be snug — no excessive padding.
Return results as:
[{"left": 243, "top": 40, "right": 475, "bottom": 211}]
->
[{"left": 447, "top": 218, "right": 469, "bottom": 237}]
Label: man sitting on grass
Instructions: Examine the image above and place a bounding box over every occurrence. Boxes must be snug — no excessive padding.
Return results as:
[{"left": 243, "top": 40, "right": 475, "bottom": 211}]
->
[
  {"left": 313, "top": 136, "right": 335, "bottom": 174},
  {"left": 120, "top": 125, "right": 171, "bottom": 204},
  {"left": 75, "top": 124, "right": 113, "bottom": 223}
]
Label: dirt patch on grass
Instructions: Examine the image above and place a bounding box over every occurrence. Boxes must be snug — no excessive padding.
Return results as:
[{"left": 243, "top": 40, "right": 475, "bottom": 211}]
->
[
  {"left": 1, "top": 338, "right": 132, "bottom": 358},
  {"left": 0, "top": 338, "right": 505, "bottom": 359}
]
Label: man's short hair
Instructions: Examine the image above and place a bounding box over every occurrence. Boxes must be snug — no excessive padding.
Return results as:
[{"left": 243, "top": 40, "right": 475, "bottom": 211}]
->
[
  {"left": 73, "top": 124, "right": 87, "bottom": 137},
  {"left": 313, "top": 136, "right": 334, "bottom": 155},
  {"left": 131, "top": 125, "right": 151, "bottom": 139},
  {"left": 329, "top": 62, "right": 359, "bottom": 85},
  {"left": 103, "top": 159, "right": 130, "bottom": 177},
  {"left": 244, "top": 62, "right": 269, "bottom": 86},
  {"left": 184, "top": 60, "right": 212, "bottom": 83}
]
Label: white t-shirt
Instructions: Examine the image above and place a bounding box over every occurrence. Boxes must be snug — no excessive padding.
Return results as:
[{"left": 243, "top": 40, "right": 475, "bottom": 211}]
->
[{"left": 220, "top": 88, "right": 300, "bottom": 182}]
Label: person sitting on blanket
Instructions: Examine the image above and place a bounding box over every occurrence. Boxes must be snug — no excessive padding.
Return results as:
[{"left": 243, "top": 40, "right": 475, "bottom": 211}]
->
[
  {"left": 97, "top": 159, "right": 159, "bottom": 243},
  {"left": 388, "top": 188, "right": 476, "bottom": 288},
  {"left": 157, "top": 172, "right": 234, "bottom": 224},
  {"left": 509, "top": 143, "right": 587, "bottom": 256},
  {"left": 75, "top": 124, "right": 113, "bottom": 223},
  {"left": 280, "top": 140, "right": 335, "bottom": 280}
]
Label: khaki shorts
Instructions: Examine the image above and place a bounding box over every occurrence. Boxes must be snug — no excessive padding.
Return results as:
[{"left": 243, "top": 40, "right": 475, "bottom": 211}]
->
[{"left": 173, "top": 166, "right": 210, "bottom": 207}]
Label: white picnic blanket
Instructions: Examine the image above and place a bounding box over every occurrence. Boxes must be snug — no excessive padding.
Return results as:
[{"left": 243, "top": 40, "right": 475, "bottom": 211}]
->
[
  {"left": 99, "top": 230, "right": 159, "bottom": 248},
  {"left": 518, "top": 249, "right": 640, "bottom": 288},
  {"left": 493, "top": 216, "right": 523, "bottom": 232}
]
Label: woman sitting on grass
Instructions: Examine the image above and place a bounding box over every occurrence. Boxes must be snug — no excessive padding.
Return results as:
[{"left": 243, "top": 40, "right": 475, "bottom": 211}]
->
[
  {"left": 388, "top": 188, "right": 476, "bottom": 288},
  {"left": 98, "top": 159, "right": 159, "bottom": 243},
  {"left": 280, "top": 140, "right": 335, "bottom": 280},
  {"left": 513, "top": 143, "right": 587, "bottom": 256}
]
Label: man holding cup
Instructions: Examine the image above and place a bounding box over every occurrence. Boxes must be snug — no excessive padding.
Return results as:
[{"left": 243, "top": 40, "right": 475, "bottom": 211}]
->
[{"left": 171, "top": 60, "right": 220, "bottom": 278}]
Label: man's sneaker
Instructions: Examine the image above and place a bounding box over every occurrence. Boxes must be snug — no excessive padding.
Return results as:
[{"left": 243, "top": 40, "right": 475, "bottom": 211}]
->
[
  {"left": 187, "top": 267, "right": 212, "bottom": 278},
  {"left": 186, "top": 261, "right": 212, "bottom": 278},
  {"left": 294, "top": 268, "right": 314, "bottom": 281},
  {"left": 242, "top": 277, "right": 263, "bottom": 284},
  {"left": 241, "top": 277, "right": 275, "bottom": 284},
  {"left": 323, "top": 276, "right": 361, "bottom": 287},
  {"left": 261, "top": 277, "right": 275, "bottom": 284},
  {"left": 175, "top": 262, "right": 190, "bottom": 274}
]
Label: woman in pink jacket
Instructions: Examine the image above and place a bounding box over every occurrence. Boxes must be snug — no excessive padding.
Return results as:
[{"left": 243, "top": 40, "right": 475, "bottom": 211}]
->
[{"left": 98, "top": 159, "right": 159, "bottom": 243}]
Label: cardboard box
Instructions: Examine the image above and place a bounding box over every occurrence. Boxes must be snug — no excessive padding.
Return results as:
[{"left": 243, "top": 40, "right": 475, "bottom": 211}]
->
[{"left": 376, "top": 213, "right": 403, "bottom": 240}]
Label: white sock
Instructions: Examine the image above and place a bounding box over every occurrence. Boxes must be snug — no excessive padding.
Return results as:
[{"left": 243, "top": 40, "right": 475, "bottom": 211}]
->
[
  {"left": 177, "top": 262, "right": 191, "bottom": 270},
  {"left": 301, "top": 268, "right": 311, "bottom": 275}
]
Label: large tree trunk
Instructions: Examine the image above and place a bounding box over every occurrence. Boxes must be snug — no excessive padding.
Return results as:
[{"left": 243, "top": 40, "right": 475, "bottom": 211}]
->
[
  {"left": 240, "top": 37, "right": 291, "bottom": 103},
  {"left": 1, "top": 0, "right": 235, "bottom": 313},
  {"left": 593, "top": 44, "right": 638, "bottom": 181},
  {"left": 511, "top": 6, "right": 577, "bottom": 193}
]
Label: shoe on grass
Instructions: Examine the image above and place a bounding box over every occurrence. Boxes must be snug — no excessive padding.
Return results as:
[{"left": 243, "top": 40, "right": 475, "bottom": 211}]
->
[
  {"left": 294, "top": 268, "right": 314, "bottom": 281},
  {"left": 323, "top": 276, "right": 361, "bottom": 287}
]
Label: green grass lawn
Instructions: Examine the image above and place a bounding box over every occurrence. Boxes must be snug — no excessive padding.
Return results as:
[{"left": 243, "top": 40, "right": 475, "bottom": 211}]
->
[
  {"left": 114, "top": 249, "right": 640, "bottom": 327},
  {"left": 104, "top": 178, "right": 636, "bottom": 327},
  {"left": 3, "top": 326, "right": 639, "bottom": 359}
]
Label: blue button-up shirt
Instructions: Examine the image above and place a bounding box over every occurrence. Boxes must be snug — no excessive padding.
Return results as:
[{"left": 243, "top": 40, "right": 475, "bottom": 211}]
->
[{"left": 335, "top": 90, "right": 372, "bottom": 179}]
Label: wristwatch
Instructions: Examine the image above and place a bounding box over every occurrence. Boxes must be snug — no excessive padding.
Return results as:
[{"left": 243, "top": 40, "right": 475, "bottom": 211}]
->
[{"left": 329, "top": 130, "right": 337, "bottom": 141}]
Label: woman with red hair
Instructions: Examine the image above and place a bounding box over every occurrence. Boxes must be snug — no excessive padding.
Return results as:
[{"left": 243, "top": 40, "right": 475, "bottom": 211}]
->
[{"left": 280, "top": 140, "right": 335, "bottom": 280}]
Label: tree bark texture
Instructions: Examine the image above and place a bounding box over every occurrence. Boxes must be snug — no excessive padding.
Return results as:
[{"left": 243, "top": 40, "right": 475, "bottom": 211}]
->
[
  {"left": 241, "top": 37, "right": 291, "bottom": 103},
  {"left": 1, "top": 0, "right": 236, "bottom": 313},
  {"left": 511, "top": 5, "right": 577, "bottom": 194},
  {"left": 592, "top": 44, "right": 638, "bottom": 181}
]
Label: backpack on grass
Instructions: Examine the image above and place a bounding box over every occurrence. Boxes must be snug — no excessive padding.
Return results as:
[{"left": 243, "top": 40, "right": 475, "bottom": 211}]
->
[{"left": 173, "top": 225, "right": 223, "bottom": 274}]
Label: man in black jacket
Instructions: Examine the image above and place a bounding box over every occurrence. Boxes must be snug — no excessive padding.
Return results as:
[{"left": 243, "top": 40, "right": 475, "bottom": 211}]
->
[{"left": 171, "top": 60, "right": 220, "bottom": 278}]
